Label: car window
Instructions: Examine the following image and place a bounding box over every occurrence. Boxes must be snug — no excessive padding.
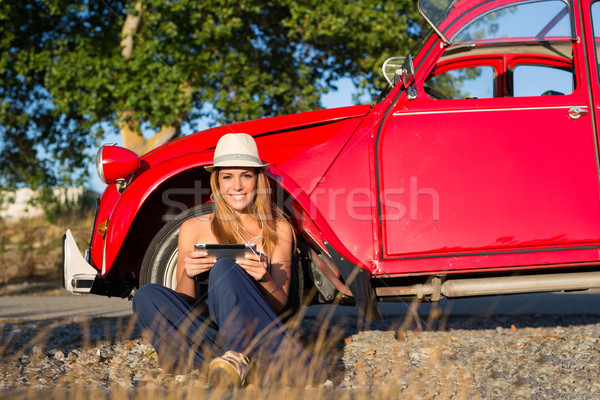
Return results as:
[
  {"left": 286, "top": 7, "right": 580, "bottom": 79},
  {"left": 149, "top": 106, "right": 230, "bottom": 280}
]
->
[
  {"left": 452, "top": 0, "right": 572, "bottom": 44},
  {"left": 425, "top": 66, "right": 495, "bottom": 100},
  {"left": 591, "top": 1, "right": 600, "bottom": 83},
  {"left": 512, "top": 65, "right": 573, "bottom": 97}
]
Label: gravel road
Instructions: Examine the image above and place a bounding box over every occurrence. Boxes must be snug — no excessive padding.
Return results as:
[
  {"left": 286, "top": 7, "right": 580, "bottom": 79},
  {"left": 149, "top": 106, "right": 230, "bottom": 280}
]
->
[{"left": 1, "top": 289, "right": 600, "bottom": 398}]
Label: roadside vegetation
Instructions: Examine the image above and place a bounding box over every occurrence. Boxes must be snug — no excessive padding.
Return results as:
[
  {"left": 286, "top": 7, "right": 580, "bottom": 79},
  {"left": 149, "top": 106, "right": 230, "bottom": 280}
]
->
[{"left": 0, "top": 203, "right": 94, "bottom": 285}]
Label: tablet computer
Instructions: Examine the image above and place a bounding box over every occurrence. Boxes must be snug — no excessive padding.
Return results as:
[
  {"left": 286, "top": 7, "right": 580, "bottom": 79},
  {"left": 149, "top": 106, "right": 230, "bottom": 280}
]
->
[{"left": 194, "top": 243, "right": 257, "bottom": 260}]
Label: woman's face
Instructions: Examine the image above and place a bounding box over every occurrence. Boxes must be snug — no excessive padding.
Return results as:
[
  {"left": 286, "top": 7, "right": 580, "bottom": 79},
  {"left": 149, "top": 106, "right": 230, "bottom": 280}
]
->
[{"left": 218, "top": 168, "right": 258, "bottom": 213}]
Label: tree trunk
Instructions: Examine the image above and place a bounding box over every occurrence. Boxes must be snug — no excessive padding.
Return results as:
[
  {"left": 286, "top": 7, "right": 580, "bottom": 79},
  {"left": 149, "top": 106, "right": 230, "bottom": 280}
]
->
[
  {"left": 119, "top": 111, "right": 180, "bottom": 156},
  {"left": 120, "top": 2, "right": 142, "bottom": 58},
  {"left": 118, "top": 1, "right": 188, "bottom": 156}
]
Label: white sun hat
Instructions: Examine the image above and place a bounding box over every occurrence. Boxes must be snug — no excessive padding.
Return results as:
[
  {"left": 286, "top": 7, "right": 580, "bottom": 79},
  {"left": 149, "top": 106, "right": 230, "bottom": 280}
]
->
[{"left": 204, "top": 133, "right": 269, "bottom": 172}]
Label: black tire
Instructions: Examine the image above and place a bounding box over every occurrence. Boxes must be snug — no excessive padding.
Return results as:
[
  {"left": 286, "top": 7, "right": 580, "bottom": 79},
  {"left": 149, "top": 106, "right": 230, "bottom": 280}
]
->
[
  {"left": 280, "top": 251, "right": 303, "bottom": 320},
  {"left": 140, "top": 203, "right": 214, "bottom": 289}
]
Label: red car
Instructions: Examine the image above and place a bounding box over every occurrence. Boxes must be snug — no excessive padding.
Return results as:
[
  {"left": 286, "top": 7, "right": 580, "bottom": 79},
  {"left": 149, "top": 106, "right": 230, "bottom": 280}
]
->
[{"left": 64, "top": 0, "right": 600, "bottom": 320}]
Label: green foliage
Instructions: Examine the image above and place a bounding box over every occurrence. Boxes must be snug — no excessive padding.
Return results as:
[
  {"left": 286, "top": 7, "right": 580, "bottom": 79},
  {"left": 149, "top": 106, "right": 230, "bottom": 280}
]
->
[
  {"left": 0, "top": 0, "right": 424, "bottom": 192},
  {"left": 29, "top": 187, "right": 97, "bottom": 223}
]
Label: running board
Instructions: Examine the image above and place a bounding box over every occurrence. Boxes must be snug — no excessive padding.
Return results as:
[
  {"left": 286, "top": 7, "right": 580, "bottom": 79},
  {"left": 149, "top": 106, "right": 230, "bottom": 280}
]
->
[{"left": 375, "top": 270, "right": 600, "bottom": 299}]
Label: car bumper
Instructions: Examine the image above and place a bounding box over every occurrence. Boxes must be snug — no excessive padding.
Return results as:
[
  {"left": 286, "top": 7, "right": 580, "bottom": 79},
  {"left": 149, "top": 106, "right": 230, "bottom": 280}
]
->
[{"left": 62, "top": 229, "right": 98, "bottom": 294}]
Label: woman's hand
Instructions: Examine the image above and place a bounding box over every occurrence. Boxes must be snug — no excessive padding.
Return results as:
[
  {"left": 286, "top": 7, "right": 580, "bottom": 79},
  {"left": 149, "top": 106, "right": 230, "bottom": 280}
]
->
[
  {"left": 182, "top": 250, "right": 215, "bottom": 279},
  {"left": 236, "top": 253, "right": 270, "bottom": 282}
]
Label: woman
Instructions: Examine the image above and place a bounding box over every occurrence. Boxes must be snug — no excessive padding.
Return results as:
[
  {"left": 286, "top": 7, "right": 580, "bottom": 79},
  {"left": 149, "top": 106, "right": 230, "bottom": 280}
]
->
[{"left": 132, "top": 133, "right": 324, "bottom": 388}]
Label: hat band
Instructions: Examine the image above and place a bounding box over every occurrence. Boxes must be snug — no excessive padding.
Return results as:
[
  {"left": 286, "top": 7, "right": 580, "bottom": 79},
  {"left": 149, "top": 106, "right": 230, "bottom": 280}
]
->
[{"left": 213, "top": 153, "right": 262, "bottom": 165}]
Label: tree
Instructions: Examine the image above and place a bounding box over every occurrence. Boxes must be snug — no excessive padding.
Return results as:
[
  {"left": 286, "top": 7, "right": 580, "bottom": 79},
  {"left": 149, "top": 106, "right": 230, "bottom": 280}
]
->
[{"left": 0, "top": 0, "right": 423, "bottom": 192}]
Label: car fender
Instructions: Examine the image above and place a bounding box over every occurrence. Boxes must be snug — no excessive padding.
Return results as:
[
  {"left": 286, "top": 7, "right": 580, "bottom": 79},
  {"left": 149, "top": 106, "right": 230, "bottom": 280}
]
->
[
  {"left": 270, "top": 168, "right": 381, "bottom": 319},
  {"left": 102, "top": 151, "right": 214, "bottom": 275},
  {"left": 268, "top": 166, "right": 366, "bottom": 269},
  {"left": 101, "top": 157, "right": 367, "bottom": 278}
]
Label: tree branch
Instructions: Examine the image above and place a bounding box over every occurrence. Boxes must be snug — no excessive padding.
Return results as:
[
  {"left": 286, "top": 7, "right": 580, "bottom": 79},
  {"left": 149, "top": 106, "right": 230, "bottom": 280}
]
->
[{"left": 120, "top": 1, "right": 142, "bottom": 58}]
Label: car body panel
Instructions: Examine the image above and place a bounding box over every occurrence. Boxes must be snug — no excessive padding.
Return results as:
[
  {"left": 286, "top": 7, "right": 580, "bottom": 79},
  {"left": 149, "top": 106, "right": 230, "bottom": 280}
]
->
[
  {"left": 379, "top": 97, "right": 600, "bottom": 257},
  {"left": 102, "top": 152, "right": 214, "bottom": 274},
  {"left": 141, "top": 105, "right": 371, "bottom": 167},
  {"left": 582, "top": 1, "right": 600, "bottom": 169}
]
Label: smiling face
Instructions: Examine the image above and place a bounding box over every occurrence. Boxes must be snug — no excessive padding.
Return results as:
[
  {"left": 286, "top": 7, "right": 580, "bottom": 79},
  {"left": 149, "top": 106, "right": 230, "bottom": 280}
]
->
[{"left": 217, "top": 168, "right": 258, "bottom": 213}]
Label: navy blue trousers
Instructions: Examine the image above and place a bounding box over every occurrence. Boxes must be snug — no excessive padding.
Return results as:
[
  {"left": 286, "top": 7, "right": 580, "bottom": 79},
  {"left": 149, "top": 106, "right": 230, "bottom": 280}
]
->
[{"left": 132, "top": 258, "right": 321, "bottom": 381}]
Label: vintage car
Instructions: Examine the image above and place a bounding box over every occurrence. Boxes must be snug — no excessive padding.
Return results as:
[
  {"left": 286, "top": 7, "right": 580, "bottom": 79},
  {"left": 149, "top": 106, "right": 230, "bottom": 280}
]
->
[{"left": 64, "top": 0, "right": 600, "bottom": 320}]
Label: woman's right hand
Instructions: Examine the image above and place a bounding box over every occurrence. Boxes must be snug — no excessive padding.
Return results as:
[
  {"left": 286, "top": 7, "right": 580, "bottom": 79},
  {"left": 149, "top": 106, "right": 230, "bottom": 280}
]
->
[{"left": 182, "top": 250, "right": 216, "bottom": 279}]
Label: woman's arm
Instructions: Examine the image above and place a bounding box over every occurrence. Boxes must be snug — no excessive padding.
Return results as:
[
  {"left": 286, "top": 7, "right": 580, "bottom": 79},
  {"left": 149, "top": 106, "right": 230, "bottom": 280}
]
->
[
  {"left": 237, "top": 220, "right": 293, "bottom": 314},
  {"left": 175, "top": 217, "right": 215, "bottom": 300}
]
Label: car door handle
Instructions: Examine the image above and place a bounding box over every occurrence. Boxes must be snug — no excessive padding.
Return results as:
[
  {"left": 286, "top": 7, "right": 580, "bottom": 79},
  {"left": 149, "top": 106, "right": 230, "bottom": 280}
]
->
[{"left": 568, "top": 106, "right": 589, "bottom": 119}]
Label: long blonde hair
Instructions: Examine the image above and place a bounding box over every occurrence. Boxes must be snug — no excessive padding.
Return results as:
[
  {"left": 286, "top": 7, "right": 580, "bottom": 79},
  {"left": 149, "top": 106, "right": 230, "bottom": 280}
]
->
[{"left": 209, "top": 168, "right": 286, "bottom": 258}]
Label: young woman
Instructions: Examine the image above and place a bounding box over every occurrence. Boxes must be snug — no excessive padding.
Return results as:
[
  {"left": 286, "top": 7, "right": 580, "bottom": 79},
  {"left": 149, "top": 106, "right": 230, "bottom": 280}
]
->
[{"left": 132, "top": 133, "right": 325, "bottom": 388}]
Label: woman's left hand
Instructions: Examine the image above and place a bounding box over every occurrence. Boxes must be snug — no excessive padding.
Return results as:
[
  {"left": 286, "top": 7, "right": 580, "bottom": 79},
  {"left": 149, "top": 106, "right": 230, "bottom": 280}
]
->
[{"left": 236, "top": 253, "right": 270, "bottom": 282}]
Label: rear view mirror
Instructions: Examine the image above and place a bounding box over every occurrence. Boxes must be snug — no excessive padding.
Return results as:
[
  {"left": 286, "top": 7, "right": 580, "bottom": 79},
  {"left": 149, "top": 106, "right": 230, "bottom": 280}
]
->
[
  {"left": 382, "top": 56, "right": 405, "bottom": 87},
  {"left": 382, "top": 54, "right": 415, "bottom": 87}
]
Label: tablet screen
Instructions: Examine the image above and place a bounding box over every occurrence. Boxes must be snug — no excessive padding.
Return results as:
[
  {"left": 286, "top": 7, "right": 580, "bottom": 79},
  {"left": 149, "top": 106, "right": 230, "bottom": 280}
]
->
[{"left": 194, "top": 243, "right": 257, "bottom": 260}]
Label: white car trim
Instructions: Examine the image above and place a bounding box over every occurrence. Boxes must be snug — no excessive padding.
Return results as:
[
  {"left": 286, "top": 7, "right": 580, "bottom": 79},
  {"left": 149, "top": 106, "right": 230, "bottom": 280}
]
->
[{"left": 63, "top": 229, "right": 98, "bottom": 294}]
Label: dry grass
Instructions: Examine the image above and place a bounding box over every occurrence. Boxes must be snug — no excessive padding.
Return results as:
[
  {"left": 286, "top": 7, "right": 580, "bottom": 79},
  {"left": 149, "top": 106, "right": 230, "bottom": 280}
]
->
[
  {"left": 0, "top": 318, "right": 379, "bottom": 400},
  {"left": 0, "top": 208, "right": 94, "bottom": 283},
  {"left": 0, "top": 311, "right": 342, "bottom": 398},
  {"left": 0, "top": 299, "right": 484, "bottom": 399},
  {"left": 0, "top": 206, "right": 481, "bottom": 398},
  {"left": 0, "top": 386, "right": 407, "bottom": 400}
]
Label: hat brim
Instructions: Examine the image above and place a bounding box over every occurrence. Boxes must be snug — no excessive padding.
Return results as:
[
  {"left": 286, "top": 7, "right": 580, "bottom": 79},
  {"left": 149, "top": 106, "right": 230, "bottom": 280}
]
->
[{"left": 204, "top": 161, "right": 270, "bottom": 172}]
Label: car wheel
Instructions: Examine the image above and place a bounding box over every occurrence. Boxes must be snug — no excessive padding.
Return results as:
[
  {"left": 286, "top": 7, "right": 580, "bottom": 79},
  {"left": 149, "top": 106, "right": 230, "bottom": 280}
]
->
[
  {"left": 279, "top": 250, "right": 304, "bottom": 320},
  {"left": 139, "top": 203, "right": 214, "bottom": 289}
]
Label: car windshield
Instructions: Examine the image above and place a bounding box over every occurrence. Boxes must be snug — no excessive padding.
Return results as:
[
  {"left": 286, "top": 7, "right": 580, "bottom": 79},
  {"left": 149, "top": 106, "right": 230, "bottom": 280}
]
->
[
  {"left": 382, "top": 0, "right": 572, "bottom": 88},
  {"left": 418, "top": 0, "right": 573, "bottom": 45}
]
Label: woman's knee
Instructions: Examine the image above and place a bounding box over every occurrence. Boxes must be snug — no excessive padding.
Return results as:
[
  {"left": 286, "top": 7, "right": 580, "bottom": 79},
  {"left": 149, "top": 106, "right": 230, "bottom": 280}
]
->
[
  {"left": 132, "top": 284, "right": 172, "bottom": 316},
  {"left": 133, "top": 283, "right": 161, "bottom": 304},
  {"left": 208, "top": 258, "right": 252, "bottom": 294},
  {"left": 209, "top": 258, "right": 238, "bottom": 280}
]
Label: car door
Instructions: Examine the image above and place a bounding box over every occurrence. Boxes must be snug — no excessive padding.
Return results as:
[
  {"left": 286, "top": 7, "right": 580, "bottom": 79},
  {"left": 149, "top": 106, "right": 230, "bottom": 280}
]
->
[{"left": 376, "top": 0, "right": 600, "bottom": 272}]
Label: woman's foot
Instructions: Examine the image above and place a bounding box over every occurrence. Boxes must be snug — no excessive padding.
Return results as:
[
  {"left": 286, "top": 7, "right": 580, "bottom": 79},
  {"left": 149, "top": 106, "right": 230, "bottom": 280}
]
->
[{"left": 208, "top": 350, "right": 250, "bottom": 389}]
